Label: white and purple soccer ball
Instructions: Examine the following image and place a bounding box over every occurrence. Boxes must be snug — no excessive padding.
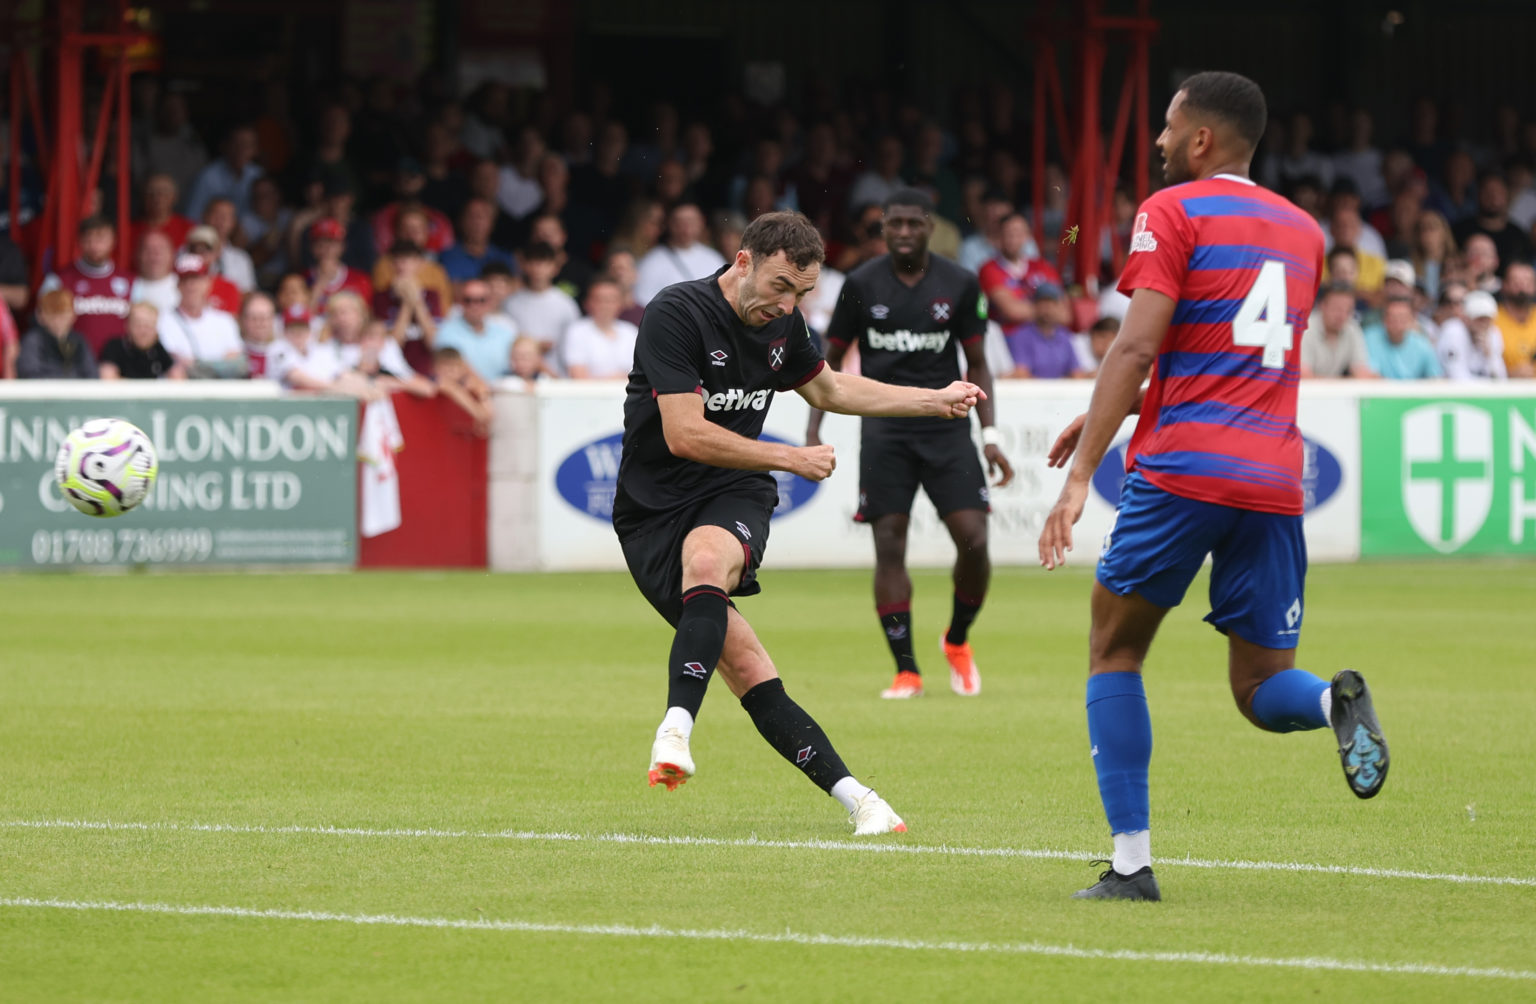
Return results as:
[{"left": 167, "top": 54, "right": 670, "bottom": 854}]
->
[{"left": 54, "top": 418, "right": 159, "bottom": 517}]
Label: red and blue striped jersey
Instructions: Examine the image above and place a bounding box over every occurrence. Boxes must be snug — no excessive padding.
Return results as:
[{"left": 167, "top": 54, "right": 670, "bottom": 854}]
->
[{"left": 1117, "top": 175, "right": 1325, "bottom": 515}]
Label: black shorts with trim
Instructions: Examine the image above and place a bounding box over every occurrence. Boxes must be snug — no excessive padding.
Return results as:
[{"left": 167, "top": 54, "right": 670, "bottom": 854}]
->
[
  {"left": 855, "top": 425, "right": 990, "bottom": 523},
  {"left": 615, "top": 483, "right": 777, "bottom": 627}
]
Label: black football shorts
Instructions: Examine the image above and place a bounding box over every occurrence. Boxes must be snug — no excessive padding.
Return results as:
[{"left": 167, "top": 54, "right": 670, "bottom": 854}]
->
[
  {"left": 855, "top": 426, "right": 989, "bottom": 523},
  {"left": 617, "top": 484, "right": 777, "bottom": 626}
]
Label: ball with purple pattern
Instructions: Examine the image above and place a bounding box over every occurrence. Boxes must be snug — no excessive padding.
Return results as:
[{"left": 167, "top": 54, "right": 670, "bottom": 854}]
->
[{"left": 54, "top": 418, "right": 160, "bottom": 517}]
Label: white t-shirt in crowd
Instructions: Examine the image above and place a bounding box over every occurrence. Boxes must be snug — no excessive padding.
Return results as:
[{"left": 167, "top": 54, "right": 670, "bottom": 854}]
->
[
  {"left": 131, "top": 274, "right": 180, "bottom": 316},
  {"left": 505, "top": 286, "right": 581, "bottom": 345},
  {"left": 158, "top": 306, "right": 242, "bottom": 362},
  {"left": 562, "top": 317, "right": 640, "bottom": 379},
  {"left": 267, "top": 337, "right": 342, "bottom": 389},
  {"left": 337, "top": 339, "right": 414, "bottom": 379},
  {"left": 634, "top": 242, "right": 727, "bottom": 305},
  {"left": 1437, "top": 318, "right": 1507, "bottom": 381},
  {"left": 218, "top": 246, "right": 257, "bottom": 292}
]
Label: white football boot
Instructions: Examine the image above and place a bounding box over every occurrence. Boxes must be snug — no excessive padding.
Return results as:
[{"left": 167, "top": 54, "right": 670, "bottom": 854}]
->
[
  {"left": 647, "top": 727, "right": 695, "bottom": 791},
  {"left": 850, "top": 791, "right": 908, "bottom": 835}
]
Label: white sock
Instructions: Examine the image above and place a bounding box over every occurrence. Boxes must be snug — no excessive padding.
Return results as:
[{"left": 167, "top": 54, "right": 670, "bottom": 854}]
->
[
  {"left": 1112, "top": 830, "right": 1152, "bottom": 875},
  {"left": 830, "top": 776, "right": 873, "bottom": 812},
  {"left": 1319, "top": 687, "right": 1334, "bottom": 724},
  {"left": 657, "top": 707, "right": 694, "bottom": 740}
]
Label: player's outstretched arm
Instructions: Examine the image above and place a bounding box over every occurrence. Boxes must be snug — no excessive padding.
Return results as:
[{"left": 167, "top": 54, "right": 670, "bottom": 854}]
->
[
  {"left": 1038, "top": 288, "right": 1173, "bottom": 569},
  {"left": 795, "top": 365, "right": 984, "bottom": 420},
  {"left": 1045, "top": 387, "right": 1147, "bottom": 468},
  {"left": 658, "top": 392, "right": 837, "bottom": 481},
  {"left": 803, "top": 338, "right": 850, "bottom": 446}
]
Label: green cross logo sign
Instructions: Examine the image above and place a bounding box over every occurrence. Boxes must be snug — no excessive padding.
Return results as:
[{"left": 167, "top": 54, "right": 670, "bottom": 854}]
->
[{"left": 1401, "top": 404, "right": 1494, "bottom": 552}]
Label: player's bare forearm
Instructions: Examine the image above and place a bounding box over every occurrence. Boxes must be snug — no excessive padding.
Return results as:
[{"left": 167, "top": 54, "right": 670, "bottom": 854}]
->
[
  {"left": 798, "top": 367, "right": 982, "bottom": 420},
  {"left": 659, "top": 392, "right": 834, "bottom": 480},
  {"left": 961, "top": 340, "right": 998, "bottom": 430},
  {"left": 669, "top": 419, "right": 802, "bottom": 472},
  {"left": 1064, "top": 289, "right": 1172, "bottom": 485},
  {"left": 804, "top": 340, "right": 849, "bottom": 442}
]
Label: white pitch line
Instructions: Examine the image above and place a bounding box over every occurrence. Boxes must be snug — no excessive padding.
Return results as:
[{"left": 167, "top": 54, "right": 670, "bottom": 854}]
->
[
  {"left": 5, "top": 818, "right": 1535, "bottom": 889},
  {"left": 0, "top": 896, "right": 1531, "bottom": 982}
]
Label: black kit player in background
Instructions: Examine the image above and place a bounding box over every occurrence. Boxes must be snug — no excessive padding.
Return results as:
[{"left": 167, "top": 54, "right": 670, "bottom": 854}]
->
[
  {"left": 806, "top": 189, "right": 1014, "bottom": 700},
  {"left": 615, "top": 210, "right": 984, "bottom": 834}
]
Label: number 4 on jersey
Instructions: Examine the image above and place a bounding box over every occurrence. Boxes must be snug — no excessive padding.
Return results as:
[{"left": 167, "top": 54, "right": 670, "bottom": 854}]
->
[{"left": 1232, "top": 259, "right": 1291, "bottom": 369}]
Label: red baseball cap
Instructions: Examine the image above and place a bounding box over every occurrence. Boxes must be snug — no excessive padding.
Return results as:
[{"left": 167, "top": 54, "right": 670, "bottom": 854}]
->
[
  {"left": 309, "top": 218, "right": 345, "bottom": 242},
  {"left": 283, "top": 303, "right": 312, "bottom": 326},
  {"left": 174, "top": 253, "right": 210, "bottom": 278}
]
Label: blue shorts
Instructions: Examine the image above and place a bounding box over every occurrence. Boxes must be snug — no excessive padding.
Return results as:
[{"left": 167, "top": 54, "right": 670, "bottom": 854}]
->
[{"left": 1096, "top": 470, "right": 1307, "bottom": 649}]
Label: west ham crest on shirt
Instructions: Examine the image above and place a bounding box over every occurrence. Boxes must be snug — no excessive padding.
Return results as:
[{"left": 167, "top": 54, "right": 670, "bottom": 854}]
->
[
  {"left": 930, "top": 299, "right": 952, "bottom": 322},
  {"left": 111, "top": 276, "right": 130, "bottom": 296},
  {"left": 769, "top": 336, "right": 786, "bottom": 371}
]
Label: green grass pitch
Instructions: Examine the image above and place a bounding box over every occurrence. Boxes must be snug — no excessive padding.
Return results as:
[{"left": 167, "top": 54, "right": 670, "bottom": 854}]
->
[{"left": 2, "top": 561, "right": 1534, "bottom": 1001}]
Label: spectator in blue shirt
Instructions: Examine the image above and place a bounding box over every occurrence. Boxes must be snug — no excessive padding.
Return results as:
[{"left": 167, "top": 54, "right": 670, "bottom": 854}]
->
[
  {"left": 433, "top": 278, "right": 518, "bottom": 381},
  {"left": 438, "top": 198, "right": 515, "bottom": 289},
  {"left": 1364, "top": 296, "right": 1443, "bottom": 379},
  {"left": 183, "top": 125, "right": 263, "bottom": 220}
]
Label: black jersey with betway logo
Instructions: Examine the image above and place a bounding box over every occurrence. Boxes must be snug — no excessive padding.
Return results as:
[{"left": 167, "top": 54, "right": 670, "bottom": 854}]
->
[
  {"left": 825, "top": 253, "right": 985, "bottom": 433},
  {"left": 616, "top": 266, "right": 825, "bottom": 522}
]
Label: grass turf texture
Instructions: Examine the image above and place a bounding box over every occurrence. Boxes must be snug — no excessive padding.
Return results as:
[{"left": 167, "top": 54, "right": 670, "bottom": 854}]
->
[{"left": 2, "top": 562, "right": 1533, "bottom": 1001}]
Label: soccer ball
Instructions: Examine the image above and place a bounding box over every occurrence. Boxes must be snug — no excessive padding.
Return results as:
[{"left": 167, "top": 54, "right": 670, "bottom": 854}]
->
[{"left": 54, "top": 418, "right": 160, "bottom": 517}]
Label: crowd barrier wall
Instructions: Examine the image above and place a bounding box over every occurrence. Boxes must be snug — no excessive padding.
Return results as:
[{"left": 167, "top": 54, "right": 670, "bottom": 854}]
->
[
  {"left": 490, "top": 381, "right": 1536, "bottom": 571},
  {"left": 2, "top": 381, "right": 1531, "bottom": 571}
]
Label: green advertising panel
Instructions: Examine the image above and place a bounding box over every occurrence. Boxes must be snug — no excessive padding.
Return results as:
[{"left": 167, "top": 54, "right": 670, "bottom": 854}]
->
[
  {"left": 0, "top": 397, "right": 357, "bottom": 568},
  {"left": 1361, "top": 397, "right": 1536, "bottom": 557}
]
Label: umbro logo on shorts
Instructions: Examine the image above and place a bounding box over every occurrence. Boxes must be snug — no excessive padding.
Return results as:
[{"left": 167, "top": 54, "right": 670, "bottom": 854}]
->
[{"left": 735, "top": 521, "right": 751, "bottom": 540}]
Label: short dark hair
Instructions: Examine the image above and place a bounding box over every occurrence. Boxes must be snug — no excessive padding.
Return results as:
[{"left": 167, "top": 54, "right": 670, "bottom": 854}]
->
[
  {"left": 479, "top": 261, "right": 515, "bottom": 280},
  {"left": 1327, "top": 246, "right": 1358, "bottom": 265},
  {"left": 1178, "top": 71, "right": 1267, "bottom": 150},
  {"left": 1089, "top": 316, "right": 1121, "bottom": 335},
  {"left": 388, "top": 239, "right": 424, "bottom": 258},
  {"left": 999, "top": 211, "right": 1029, "bottom": 228},
  {"left": 882, "top": 187, "right": 934, "bottom": 215},
  {"left": 1320, "top": 281, "right": 1356, "bottom": 300},
  {"left": 520, "top": 241, "right": 558, "bottom": 263},
  {"left": 1383, "top": 294, "right": 1415, "bottom": 310},
  {"left": 79, "top": 215, "right": 114, "bottom": 236},
  {"left": 740, "top": 210, "right": 825, "bottom": 270}
]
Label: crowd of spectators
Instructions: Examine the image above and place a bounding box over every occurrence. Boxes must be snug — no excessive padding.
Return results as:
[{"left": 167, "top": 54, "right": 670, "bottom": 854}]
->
[{"left": 2, "top": 77, "right": 1535, "bottom": 403}]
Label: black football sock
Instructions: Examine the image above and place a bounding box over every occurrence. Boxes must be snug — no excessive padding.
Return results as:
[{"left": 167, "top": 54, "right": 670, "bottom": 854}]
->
[
  {"left": 945, "top": 590, "right": 984, "bottom": 646},
  {"left": 666, "top": 585, "right": 729, "bottom": 718},
  {"left": 739, "top": 678, "right": 851, "bottom": 793},
  {"left": 878, "top": 601, "right": 919, "bottom": 676}
]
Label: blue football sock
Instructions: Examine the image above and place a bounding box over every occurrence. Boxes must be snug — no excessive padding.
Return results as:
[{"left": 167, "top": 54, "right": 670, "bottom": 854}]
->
[
  {"left": 1249, "top": 668, "right": 1330, "bottom": 733},
  {"left": 1086, "top": 672, "right": 1152, "bottom": 835}
]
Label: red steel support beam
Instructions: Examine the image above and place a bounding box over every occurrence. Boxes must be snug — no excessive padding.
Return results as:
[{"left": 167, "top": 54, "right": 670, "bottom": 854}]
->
[
  {"left": 116, "top": 48, "right": 132, "bottom": 270},
  {"left": 82, "top": 56, "right": 120, "bottom": 211},
  {"left": 8, "top": 63, "right": 20, "bottom": 248},
  {"left": 53, "top": 0, "right": 84, "bottom": 272},
  {"left": 1134, "top": 0, "right": 1151, "bottom": 206}
]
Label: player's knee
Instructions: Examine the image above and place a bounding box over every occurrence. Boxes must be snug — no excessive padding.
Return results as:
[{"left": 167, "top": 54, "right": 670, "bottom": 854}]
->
[
  {"left": 720, "top": 648, "right": 776, "bottom": 693},
  {"left": 956, "top": 527, "right": 988, "bottom": 558},
  {"left": 872, "top": 525, "right": 909, "bottom": 564},
  {"left": 1229, "top": 676, "right": 1270, "bottom": 730}
]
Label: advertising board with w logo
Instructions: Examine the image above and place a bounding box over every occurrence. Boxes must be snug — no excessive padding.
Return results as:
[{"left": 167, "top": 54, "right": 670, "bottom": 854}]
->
[{"left": 1361, "top": 398, "right": 1536, "bottom": 556}]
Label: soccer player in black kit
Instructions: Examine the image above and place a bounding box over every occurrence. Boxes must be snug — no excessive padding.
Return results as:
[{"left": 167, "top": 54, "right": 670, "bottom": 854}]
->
[
  {"left": 806, "top": 189, "right": 1014, "bottom": 700},
  {"left": 616, "top": 210, "right": 983, "bottom": 834}
]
